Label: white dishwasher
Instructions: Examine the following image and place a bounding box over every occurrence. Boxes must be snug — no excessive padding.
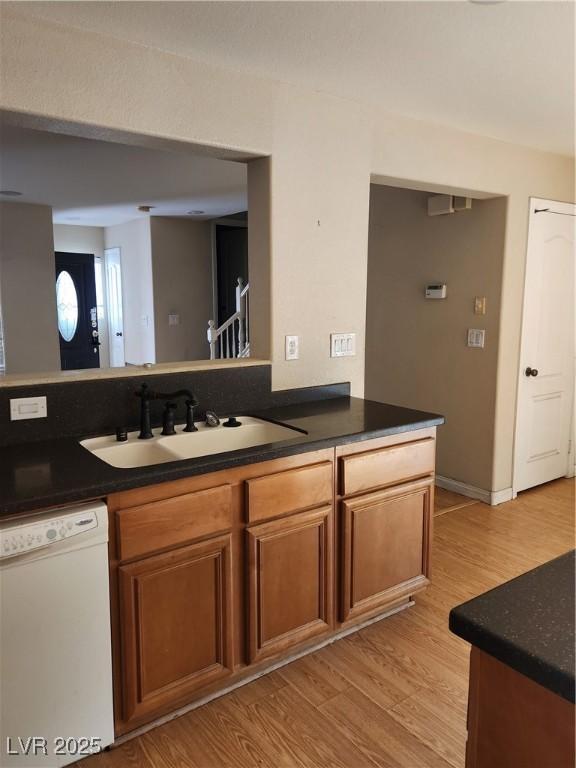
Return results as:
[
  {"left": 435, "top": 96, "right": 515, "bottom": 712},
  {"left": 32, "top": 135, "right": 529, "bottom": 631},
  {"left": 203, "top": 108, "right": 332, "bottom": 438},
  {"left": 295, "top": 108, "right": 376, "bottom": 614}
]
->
[{"left": 0, "top": 502, "right": 114, "bottom": 767}]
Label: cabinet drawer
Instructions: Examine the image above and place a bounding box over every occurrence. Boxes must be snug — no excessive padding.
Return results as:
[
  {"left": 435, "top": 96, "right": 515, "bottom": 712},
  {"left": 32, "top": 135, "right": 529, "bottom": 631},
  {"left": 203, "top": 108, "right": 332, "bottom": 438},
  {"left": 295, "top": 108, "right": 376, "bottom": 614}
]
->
[
  {"left": 116, "top": 484, "right": 232, "bottom": 561},
  {"left": 340, "top": 438, "right": 435, "bottom": 497},
  {"left": 246, "top": 461, "right": 333, "bottom": 523}
]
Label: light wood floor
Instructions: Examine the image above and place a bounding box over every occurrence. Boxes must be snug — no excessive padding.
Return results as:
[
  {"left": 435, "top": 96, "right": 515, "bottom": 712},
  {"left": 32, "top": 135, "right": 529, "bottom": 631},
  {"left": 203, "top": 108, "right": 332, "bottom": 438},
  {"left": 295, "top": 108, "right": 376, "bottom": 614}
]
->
[
  {"left": 433, "top": 487, "right": 477, "bottom": 517},
  {"left": 87, "top": 478, "right": 575, "bottom": 768}
]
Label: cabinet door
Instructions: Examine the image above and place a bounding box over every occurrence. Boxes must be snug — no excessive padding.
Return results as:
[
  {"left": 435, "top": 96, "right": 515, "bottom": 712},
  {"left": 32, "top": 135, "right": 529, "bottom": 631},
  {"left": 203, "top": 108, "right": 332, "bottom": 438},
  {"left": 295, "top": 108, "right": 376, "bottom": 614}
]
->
[
  {"left": 340, "top": 479, "right": 432, "bottom": 622},
  {"left": 247, "top": 506, "right": 333, "bottom": 663},
  {"left": 118, "top": 534, "right": 233, "bottom": 723}
]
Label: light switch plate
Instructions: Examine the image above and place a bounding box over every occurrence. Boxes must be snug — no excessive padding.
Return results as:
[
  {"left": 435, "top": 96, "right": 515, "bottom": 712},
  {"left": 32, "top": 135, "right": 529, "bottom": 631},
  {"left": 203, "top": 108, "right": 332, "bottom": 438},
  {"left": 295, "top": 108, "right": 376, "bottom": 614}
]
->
[
  {"left": 474, "top": 297, "right": 486, "bottom": 315},
  {"left": 285, "top": 335, "right": 299, "bottom": 360},
  {"left": 331, "top": 333, "right": 356, "bottom": 357},
  {"left": 467, "top": 329, "right": 485, "bottom": 348},
  {"left": 10, "top": 396, "right": 47, "bottom": 421}
]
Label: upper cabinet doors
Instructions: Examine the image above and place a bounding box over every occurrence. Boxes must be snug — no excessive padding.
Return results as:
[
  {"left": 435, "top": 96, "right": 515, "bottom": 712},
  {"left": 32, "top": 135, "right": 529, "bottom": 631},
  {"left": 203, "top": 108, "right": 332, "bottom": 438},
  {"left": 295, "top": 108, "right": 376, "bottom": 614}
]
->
[
  {"left": 246, "top": 505, "right": 334, "bottom": 663},
  {"left": 340, "top": 478, "right": 433, "bottom": 623},
  {"left": 118, "top": 534, "right": 233, "bottom": 722}
]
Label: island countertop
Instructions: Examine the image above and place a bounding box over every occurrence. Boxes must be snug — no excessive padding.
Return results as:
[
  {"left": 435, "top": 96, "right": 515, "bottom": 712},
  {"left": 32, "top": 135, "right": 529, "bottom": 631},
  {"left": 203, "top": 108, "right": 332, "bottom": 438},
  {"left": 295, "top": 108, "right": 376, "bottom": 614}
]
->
[
  {"left": 449, "top": 549, "right": 575, "bottom": 702},
  {"left": 0, "top": 396, "right": 443, "bottom": 519}
]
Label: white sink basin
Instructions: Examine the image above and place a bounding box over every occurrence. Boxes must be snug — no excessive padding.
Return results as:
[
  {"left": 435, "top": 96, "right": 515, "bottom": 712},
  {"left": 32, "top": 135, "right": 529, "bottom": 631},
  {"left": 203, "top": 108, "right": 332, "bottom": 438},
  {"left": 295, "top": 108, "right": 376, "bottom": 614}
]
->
[{"left": 80, "top": 416, "right": 305, "bottom": 468}]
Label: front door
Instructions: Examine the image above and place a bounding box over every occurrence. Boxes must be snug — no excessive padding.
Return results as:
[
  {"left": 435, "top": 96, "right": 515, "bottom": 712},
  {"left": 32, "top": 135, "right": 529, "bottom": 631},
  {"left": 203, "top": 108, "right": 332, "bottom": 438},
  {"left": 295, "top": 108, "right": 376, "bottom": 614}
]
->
[
  {"left": 514, "top": 198, "right": 575, "bottom": 493},
  {"left": 55, "top": 252, "right": 100, "bottom": 370}
]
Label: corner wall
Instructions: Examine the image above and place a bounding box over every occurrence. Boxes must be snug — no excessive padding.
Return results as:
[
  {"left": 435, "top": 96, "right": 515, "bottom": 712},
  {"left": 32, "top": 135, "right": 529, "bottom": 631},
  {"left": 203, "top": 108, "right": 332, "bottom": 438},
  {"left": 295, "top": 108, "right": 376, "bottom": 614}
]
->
[
  {"left": 150, "top": 217, "right": 213, "bottom": 362},
  {"left": 0, "top": 201, "right": 60, "bottom": 374},
  {"left": 365, "top": 186, "right": 507, "bottom": 491}
]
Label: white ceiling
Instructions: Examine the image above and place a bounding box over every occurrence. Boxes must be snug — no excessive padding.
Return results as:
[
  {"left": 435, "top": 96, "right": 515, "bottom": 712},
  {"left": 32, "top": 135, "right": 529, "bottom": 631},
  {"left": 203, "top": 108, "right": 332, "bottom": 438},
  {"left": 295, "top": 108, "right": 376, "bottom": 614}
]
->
[
  {"left": 9, "top": 1, "right": 575, "bottom": 156},
  {"left": 0, "top": 124, "right": 247, "bottom": 226}
]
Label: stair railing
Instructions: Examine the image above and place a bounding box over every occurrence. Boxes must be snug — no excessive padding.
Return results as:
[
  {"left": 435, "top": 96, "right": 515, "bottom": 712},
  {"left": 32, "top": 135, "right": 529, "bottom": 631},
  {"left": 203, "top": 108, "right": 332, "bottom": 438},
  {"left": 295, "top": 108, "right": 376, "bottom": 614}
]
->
[{"left": 207, "top": 278, "right": 250, "bottom": 360}]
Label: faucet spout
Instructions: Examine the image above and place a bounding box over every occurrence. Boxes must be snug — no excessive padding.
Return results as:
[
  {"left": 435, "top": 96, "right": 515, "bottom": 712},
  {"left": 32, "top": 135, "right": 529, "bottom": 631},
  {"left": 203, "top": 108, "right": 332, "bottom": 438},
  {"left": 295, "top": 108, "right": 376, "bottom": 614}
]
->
[{"left": 135, "top": 383, "right": 199, "bottom": 438}]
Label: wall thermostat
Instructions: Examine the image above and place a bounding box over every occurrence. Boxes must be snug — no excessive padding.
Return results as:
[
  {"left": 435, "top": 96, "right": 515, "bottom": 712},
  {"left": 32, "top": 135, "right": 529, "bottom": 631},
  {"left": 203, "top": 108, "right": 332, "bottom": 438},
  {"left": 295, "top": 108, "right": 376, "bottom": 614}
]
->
[{"left": 425, "top": 283, "right": 447, "bottom": 299}]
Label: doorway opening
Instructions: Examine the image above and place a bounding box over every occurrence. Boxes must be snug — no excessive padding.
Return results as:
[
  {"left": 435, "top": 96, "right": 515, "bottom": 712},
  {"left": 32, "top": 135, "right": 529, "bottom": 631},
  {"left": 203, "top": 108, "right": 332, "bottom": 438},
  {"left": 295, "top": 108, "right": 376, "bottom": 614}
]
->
[
  {"left": 0, "top": 115, "right": 270, "bottom": 376},
  {"left": 365, "top": 180, "right": 508, "bottom": 505}
]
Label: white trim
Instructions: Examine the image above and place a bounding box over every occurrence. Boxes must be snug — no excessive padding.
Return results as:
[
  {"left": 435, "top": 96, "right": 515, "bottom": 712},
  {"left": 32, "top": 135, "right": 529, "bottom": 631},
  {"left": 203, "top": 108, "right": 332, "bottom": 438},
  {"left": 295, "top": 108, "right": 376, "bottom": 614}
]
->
[
  {"left": 491, "top": 487, "right": 515, "bottom": 505},
  {"left": 435, "top": 475, "right": 513, "bottom": 506}
]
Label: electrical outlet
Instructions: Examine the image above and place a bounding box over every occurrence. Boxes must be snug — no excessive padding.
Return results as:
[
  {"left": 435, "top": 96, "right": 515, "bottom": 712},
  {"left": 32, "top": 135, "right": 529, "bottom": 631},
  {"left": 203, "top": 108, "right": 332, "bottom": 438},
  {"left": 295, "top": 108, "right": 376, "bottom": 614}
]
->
[
  {"left": 467, "top": 329, "right": 485, "bottom": 348},
  {"left": 330, "top": 333, "right": 356, "bottom": 358},
  {"left": 10, "top": 396, "right": 47, "bottom": 421},
  {"left": 168, "top": 313, "right": 180, "bottom": 326},
  {"left": 285, "top": 335, "right": 299, "bottom": 360}
]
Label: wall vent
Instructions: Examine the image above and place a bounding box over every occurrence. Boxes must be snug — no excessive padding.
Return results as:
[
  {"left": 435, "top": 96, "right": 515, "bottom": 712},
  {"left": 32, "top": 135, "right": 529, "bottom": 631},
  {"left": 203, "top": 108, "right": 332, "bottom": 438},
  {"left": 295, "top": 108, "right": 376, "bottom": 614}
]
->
[{"left": 427, "top": 194, "right": 472, "bottom": 216}]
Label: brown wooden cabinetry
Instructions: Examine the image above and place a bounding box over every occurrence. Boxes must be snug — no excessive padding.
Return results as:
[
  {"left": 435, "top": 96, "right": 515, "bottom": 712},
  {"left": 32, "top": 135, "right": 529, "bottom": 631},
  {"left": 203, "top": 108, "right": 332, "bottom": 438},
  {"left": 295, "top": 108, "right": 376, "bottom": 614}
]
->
[
  {"left": 247, "top": 505, "right": 333, "bottom": 663},
  {"left": 337, "top": 428, "right": 435, "bottom": 624},
  {"left": 108, "top": 431, "right": 436, "bottom": 735},
  {"left": 340, "top": 479, "right": 433, "bottom": 622},
  {"left": 118, "top": 534, "right": 233, "bottom": 722}
]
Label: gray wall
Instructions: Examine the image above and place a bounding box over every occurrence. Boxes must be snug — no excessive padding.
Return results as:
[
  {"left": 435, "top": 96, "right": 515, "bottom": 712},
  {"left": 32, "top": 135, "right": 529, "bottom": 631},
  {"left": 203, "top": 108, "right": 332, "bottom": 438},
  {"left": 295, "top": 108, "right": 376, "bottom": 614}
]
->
[
  {"left": 0, "top": 201, "right": 60, "bottom": 374},
  {"left": 150, "top": 217, "right": 213, "bottom": 362},
  {"left": 365, "top": 185, "right": 507, "bottom": 491}
]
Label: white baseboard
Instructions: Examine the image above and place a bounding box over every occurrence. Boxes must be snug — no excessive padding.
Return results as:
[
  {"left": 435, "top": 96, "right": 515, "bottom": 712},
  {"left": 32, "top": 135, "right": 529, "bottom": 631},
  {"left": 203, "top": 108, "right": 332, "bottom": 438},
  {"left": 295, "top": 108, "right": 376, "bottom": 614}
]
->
[
  {"left": 435, "top": 475, "right": 513, "bottom": 507},
  {"left": 490, "top": 487, "right": 515, "bottom": 505}
]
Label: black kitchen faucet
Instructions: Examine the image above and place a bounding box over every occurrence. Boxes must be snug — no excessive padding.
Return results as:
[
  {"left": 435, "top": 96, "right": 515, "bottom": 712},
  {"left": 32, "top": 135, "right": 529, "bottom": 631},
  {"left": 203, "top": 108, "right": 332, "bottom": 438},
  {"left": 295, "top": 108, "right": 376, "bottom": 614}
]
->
[{"left": 135, "top": 383, "right": 199, "bottom": 439}]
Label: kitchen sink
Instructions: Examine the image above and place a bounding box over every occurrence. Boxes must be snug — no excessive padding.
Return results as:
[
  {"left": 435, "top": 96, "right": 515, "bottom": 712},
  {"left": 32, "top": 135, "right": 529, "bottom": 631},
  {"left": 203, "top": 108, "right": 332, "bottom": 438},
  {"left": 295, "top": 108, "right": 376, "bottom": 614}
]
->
[{"left": 80, "top": 416, "right": 306, "bottom": 468}]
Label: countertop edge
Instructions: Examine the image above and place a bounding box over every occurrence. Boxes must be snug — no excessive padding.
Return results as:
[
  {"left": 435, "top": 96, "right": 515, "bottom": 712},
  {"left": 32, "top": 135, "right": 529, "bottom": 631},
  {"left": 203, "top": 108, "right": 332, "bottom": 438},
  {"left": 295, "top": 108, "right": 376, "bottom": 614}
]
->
[
  {"left": 449, "top": 550, "right": 576, "bottom": 704},
  {"left": 449, "top": 609, "right": 574, "bottom": 703},
  {"left": 0, "top": 405, "right": 444, "bottom": 518}
]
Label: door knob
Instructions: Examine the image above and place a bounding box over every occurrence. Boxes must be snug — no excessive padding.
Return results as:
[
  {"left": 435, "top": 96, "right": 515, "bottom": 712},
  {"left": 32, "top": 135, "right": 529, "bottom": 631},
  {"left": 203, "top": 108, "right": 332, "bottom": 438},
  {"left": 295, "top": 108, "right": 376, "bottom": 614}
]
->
[{"left": 525, "top": 366, "right": 539, "bottom": 377}]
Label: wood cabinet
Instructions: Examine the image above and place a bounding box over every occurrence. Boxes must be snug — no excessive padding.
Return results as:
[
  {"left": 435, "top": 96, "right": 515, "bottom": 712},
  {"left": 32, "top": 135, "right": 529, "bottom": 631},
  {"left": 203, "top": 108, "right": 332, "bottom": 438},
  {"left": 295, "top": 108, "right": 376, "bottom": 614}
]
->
[
  {"left": 337, "top": 428, "right": 435, "bottom": 624},
  {"left": 466, "top": 648, "right": 574, "bottom": 768},
  {"left": 108, "top": 431, "right": 436, "bottom": 735},
  {"left": 118, "top": 534, "right": 233, "bottom": 722},
  {"left": 340, "top": 479, "right": 433, "bottom": 622},
  {"left": 247, "top": 505, "right": 333, "bottom": 663}
]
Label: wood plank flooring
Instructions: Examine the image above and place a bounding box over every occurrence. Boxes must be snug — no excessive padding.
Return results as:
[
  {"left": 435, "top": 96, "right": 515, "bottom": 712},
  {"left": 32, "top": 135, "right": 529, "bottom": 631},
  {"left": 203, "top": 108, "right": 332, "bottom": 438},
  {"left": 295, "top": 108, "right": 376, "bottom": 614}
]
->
[
  {"left": 86, "top": 478, "right": 574, "bottom": 768},
  {"left": 433, "top": 487, "right": 476, "bottom": 517}
]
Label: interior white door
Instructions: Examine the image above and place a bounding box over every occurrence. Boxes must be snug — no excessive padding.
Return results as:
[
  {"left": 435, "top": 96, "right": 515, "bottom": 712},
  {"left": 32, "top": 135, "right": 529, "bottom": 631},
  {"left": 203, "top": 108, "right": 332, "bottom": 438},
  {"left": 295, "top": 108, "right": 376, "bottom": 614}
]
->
[
  {"left": 104, "top": 247, "right": 125, "bottom": 367},
  {"left": 514, "top": 198, "right": 575, "bottom": 493}
]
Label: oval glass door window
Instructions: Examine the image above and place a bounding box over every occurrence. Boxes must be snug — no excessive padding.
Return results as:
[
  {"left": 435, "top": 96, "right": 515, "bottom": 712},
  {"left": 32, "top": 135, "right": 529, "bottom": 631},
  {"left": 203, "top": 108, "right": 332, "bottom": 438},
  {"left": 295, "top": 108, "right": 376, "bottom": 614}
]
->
[{"left": 56, "top": 271, "right": 79, "bottom": 341}]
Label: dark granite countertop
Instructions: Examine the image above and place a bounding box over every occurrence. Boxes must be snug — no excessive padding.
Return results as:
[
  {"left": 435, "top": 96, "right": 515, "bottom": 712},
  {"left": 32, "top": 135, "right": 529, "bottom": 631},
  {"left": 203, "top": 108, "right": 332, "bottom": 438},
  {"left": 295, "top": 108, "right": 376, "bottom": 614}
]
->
[
  {"left": 0, "top": 396, "right": 443, "bottom": 519},
  {"left": 450, "top": 550, "right": 575, "bottom": 703}
]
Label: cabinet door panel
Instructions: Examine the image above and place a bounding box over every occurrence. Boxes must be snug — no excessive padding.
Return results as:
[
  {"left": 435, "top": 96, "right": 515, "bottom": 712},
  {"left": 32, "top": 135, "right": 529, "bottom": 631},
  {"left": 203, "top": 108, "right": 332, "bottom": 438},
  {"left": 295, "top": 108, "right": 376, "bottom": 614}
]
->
[
  {"left": 119, "top": 534, "right": 233, "bottom": 722},
  {"left": 247, "top": 506, "right": 333, "bottom": 663},
  {"left": 341, "top": 479, "right": 432, "bottom": 622}
]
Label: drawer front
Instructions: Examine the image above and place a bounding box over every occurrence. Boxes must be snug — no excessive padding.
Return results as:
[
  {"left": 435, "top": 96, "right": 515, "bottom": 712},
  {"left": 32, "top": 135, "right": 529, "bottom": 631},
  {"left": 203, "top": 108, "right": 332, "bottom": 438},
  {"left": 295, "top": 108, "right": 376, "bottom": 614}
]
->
[
  {"left": 340, "top": 438, "right": 435, "bottom": 497},
  {"left": 246, "top": 461, "right": 333, "bottom": 523},
  {"left": 116, "top": 484, "right": 232, "bottom": 561}
]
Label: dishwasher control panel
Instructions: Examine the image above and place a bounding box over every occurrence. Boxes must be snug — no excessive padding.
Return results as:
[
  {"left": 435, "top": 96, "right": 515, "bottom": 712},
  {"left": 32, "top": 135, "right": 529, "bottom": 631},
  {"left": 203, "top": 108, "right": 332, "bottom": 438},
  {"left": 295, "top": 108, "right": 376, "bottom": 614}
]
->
[{"left": 0, "top": 508, "right": 99, "bottom": 559}]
